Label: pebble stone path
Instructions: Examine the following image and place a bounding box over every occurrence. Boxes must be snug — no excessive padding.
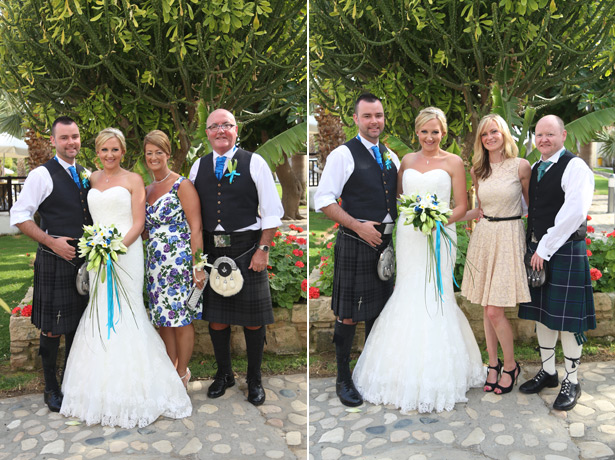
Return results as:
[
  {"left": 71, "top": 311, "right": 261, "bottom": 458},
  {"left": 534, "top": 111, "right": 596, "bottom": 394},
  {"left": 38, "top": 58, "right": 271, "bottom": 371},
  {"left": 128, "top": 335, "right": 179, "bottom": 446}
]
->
[
  {"left": 310, "top": 361, "right": 615, "bottom": 460},
  {"left": 0, "top": 373, "right": 307, "bottom": 459}
]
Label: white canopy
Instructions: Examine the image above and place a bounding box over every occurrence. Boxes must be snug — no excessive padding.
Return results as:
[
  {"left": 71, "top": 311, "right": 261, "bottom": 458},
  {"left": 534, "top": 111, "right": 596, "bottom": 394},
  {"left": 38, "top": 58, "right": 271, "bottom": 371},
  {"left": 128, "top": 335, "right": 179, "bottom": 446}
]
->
[{"left": 0, "top": 133, "right": 28, "bottom": 158}]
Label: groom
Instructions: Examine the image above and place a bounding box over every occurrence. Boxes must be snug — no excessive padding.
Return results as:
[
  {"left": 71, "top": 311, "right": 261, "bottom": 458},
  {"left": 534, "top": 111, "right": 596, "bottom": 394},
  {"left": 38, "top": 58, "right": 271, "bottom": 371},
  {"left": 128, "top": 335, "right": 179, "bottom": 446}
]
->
[
  {"left": 10, "top": 116, "right": 92, "bottom": 412},
  {"left": 518, "top": 114, "right": 595, "bottom": 411},
  {"left": 314, "top": 93, "right": 400, "bottom": 406}
]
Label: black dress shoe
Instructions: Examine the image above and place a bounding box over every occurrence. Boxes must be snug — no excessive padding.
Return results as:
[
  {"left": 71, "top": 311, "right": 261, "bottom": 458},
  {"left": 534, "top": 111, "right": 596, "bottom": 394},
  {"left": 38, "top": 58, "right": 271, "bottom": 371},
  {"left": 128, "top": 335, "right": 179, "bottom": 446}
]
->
[
  {"left": 207, "top": 373, "right": 235, "bottom": 398},
  {"left": 336, "top": 379, "right": 363, "bottom": 407},
  {"left": 44, "top": 389, "right": 63, "bottom": 412},
  {"left": 247, "top": 378, "right": 266, "bottom": 406},
  {"left": 553, "top": 379, "right": 581, "bottom": 411},
  {"left": 519, "top": 368, "right": 558, "bottom": 394}
]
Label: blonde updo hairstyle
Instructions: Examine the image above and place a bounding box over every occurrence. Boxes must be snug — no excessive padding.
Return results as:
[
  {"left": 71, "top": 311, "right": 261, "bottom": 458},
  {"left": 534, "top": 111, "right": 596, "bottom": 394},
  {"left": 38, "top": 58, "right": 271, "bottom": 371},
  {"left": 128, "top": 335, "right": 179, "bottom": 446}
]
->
[
  {"left": 415, "top": 107, "right": 448, "bottom": 137},
  {"left": 472, "top": 114, "right": 518, "bottom": 180},
  {"left": 95, "top": 127, "right": 126, "bottom": 154},
  {"left": 143, "top": 130, "right": 172, "bottom": 158}
]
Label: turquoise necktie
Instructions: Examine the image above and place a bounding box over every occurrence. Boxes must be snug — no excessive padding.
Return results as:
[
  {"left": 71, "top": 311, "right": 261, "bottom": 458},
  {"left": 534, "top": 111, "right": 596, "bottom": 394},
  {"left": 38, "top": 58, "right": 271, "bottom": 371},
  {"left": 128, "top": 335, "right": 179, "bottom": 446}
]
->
[
  {"left": 68, "top": 165, "right": 81, "bottom": 189},
  {"left": 215, "top": 156, "right": 226, "bottom": 181},
  {"left": 371, "top": 145, "right": 383, "bottom": 170},
  {"left": 537, "top": 160, "right": 552, "bottom": 181}
]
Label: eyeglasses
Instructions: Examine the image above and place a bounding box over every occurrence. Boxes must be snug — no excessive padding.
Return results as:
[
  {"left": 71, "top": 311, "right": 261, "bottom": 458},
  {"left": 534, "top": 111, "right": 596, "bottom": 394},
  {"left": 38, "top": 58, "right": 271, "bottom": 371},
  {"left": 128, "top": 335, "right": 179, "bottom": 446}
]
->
[{"left": 206, "top": 123, "right": 235, "bottom": 132}]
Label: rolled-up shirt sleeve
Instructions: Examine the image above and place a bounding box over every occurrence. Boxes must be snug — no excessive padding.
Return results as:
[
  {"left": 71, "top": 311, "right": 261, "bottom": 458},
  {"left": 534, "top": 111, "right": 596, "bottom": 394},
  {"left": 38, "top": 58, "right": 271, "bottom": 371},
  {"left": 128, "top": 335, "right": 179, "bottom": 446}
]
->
[
  {"left": 9, "top": 167, "right": 53, "bottom": 227},
  {"left": 251, "top": 154, "right": 283, "bottom": 230},
  {"left": 313, "top": 145, "right": 355, "bottom": 212},
  {"left": 536, "top": 157, "right": 594, "bottom": 260}
]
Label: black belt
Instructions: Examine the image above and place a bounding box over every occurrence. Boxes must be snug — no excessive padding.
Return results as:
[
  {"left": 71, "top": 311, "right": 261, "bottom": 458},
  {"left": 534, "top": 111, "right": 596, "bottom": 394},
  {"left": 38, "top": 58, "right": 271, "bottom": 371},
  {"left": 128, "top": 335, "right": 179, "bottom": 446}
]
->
[
  {"left": 483, "top": 215, "right": 522, "bottom": 222},
  {"left": 204, "top": 230, "right": 260, "bottom": 246}
]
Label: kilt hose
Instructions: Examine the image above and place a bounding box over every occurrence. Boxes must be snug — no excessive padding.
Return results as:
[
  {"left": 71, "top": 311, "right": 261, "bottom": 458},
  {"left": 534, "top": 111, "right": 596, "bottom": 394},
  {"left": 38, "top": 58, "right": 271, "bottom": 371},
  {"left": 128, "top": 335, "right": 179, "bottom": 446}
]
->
[
  {"left": 202, "top": 231, "right": 274, "bottom": 327},
  {"left": 32, "top": 245, "right": 88, "bottom": 335},
  {"left": 331, "top": 229, "right": 394, "bottom": 322},
  {"left": 519, "top": 240, "right": 596, "bottom": 340}
]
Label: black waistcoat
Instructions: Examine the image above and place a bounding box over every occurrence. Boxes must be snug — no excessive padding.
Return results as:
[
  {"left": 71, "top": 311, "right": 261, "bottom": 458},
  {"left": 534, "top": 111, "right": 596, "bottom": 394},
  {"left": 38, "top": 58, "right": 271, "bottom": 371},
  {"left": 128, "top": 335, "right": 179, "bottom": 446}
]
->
[
  {"left": 39, "top": 159, "right": 92, "bottom": 239},
  {"left": 340, "top": 137, "right": 398, "bottom": 222},
  {"left": 527, "top": 150, "right": 585, "bottom": 241},
  {"left": 194, "top": 149, "right": 259, "bottom": 232}
]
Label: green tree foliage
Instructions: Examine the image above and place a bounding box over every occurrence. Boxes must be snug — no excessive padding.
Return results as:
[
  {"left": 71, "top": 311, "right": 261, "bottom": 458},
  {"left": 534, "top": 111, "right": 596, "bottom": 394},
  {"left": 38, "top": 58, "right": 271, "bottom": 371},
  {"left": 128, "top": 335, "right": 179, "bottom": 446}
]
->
[
  {"left": 311, "top": 0, "right": 615, "bottom": 159},
  {"left": 0, "top": 0, "right": 306, "bottom": 169}
]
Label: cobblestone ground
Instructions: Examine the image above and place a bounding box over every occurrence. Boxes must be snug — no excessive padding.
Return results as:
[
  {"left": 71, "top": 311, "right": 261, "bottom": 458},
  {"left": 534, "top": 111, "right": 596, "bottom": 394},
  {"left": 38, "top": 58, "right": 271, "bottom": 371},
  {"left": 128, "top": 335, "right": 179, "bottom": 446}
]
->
[
  {"left": 0, "top": 374, "right": 307, "bottom": 460},
  {"left": 310, "top": 361, "right": 615, "bottom": 460}
]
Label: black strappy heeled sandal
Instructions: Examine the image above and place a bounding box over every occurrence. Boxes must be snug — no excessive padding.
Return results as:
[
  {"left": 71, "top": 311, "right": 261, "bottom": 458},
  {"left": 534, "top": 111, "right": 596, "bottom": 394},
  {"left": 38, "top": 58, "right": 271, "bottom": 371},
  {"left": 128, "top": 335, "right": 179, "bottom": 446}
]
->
[
  {"left": 484, "top": 358, "right": 503, "bottom": 392},
  {"left": 495, "top": 361, "right": 521, "bottom": 395}
]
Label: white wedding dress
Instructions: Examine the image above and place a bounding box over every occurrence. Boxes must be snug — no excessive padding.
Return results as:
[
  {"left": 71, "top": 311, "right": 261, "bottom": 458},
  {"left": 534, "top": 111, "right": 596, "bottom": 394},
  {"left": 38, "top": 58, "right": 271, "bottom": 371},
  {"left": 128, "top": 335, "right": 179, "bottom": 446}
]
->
[
  {"left": 353, "top": 168, "right": 485, "bottom": 413},
  {"left": 60, "top": 186, "right": 192, "bottom": 428}
]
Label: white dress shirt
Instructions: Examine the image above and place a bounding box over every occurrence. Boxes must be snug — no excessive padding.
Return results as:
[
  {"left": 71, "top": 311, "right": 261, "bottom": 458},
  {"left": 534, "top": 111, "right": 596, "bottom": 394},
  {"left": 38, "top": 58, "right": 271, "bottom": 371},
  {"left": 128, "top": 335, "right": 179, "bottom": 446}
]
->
[
  {"left": 533, "top": 147, "right": 594, "bottom": 260},
  {"left": 189, "top": 147, "right": 283, "bottom": 232},
  {"left": 313, "top": 135, "right": 401, "bottom": 223},
  {"left": 10, "top": 156, "right": 78, "bottom": 228}
]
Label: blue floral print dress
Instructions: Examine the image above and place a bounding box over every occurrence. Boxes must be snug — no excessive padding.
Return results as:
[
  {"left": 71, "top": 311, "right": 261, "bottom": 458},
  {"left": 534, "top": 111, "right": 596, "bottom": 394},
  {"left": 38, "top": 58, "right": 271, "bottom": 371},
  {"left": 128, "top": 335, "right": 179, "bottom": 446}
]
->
[{"left": 145, "top": 177, "right": 202, "bottom": 326}]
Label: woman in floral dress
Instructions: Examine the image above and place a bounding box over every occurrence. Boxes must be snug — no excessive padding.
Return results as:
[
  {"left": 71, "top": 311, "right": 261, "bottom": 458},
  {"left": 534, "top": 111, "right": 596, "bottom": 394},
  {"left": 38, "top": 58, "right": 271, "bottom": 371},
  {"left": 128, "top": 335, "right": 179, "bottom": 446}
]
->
[{"left": 143, "top": 130, "right": 207, "bottom": 388}]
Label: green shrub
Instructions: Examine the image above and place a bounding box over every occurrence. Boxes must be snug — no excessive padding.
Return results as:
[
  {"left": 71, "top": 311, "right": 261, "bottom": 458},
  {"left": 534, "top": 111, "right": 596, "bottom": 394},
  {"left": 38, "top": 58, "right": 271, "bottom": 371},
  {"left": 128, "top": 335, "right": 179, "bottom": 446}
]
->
[
  {"left": 587, "top": 223, "right": 615, "bottom": 292},
  {"left": 268, "top": 226, "right": 308, "bottom": 308}
]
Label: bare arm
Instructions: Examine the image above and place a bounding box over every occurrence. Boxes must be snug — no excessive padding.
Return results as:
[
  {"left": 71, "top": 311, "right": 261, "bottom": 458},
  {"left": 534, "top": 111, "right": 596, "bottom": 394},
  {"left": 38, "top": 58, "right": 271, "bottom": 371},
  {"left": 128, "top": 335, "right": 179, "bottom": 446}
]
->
[
  {"left": 321, "top": 203, "right": 382, "bottom": 247},
  {"left": 249, "top": 227, "right": 277, "bottom": 272},
  {"left": 177, "top": 179, "right": 206, "bottom": 288},
  {"left": 519, "top": 158, "right": 531, "bottom": 209},
  {"left": 460, "top": 167, "right": 481, "bottom": 222},
  {"left": 16, "top": 220, "right": 76, "bottom": 260},
  {"left": 447, "top": 156, "right": 468, "bottom": 225},
  {"left": 123, "top": 173, "right": 146, "bottom": 247}
]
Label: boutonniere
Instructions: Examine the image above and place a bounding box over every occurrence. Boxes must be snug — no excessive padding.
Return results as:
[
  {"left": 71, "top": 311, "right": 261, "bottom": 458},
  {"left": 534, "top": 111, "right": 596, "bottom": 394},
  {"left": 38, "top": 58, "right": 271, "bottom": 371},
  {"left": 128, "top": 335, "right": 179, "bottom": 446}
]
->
[
  {"left": 382, "top": 150, "right": 393, "bottom": 170},
  {"left": 79, "top": 169, "right": 91, "bottom": 188},
  {"left": 224, "top": 159, "right": 241, "bottom": 184}
]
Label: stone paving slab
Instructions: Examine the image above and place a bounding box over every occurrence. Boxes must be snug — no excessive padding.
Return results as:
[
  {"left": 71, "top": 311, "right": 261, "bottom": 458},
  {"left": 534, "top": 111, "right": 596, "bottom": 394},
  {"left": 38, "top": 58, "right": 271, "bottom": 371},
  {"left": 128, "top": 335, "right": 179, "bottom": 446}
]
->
[
  {"left": 309, "top": 362, "right": 615, "bottom": 460},
  {"left": 0, "top": 374, "right": 307, "bottom": 460}
]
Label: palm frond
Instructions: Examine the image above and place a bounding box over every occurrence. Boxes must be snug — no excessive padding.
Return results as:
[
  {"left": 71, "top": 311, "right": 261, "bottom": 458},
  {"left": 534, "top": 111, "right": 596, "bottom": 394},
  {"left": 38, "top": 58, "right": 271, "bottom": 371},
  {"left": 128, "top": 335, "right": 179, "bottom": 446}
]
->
[
  {"left": 565, "top": 108, "right": 615, "bottom": 152},
  {"left": 382, "top": 133, "right": 413, "bottom": 158},
  {"left": 255, "top": 122, "right": 307, "bottom": 170}
]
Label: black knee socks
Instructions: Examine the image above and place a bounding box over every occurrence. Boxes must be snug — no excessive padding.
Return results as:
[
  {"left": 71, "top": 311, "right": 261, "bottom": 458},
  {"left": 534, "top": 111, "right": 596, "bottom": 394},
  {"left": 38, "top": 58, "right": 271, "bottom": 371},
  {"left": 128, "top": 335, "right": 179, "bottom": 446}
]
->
[
  {"left": 244, "top": 327, "right": 266, "bottom": 380},
  {"left": 39, "top": 333, "right": 60, "bottom": 392},
  {"left": 333, "top": 321, "right": 357, "bottom": 382},
  {"left": 208, "top": 325, "right": 232, "bottom": 375}
]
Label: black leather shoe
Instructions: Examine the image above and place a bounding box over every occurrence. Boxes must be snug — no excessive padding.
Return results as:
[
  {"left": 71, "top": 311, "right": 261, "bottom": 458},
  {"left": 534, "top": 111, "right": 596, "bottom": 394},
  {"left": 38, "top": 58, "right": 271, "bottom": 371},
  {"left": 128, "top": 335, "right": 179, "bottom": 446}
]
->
[
  {"left": 336, "top": 379, "right": 363, "bottom": 407},
  {"left": 44, "top": 389, "right": 63, "bottom": 412},
  {"left": 247, "top": 378, "right": 266, "bottom": 406},
  {"left": 553, "top": 379, "right": 581, "bottom": 411},
  {"left": 207, "top": 373, "right": 235, "bottom": 398},
  {"left": 519, "top": 368, "right": 558, "bottom": 394}
]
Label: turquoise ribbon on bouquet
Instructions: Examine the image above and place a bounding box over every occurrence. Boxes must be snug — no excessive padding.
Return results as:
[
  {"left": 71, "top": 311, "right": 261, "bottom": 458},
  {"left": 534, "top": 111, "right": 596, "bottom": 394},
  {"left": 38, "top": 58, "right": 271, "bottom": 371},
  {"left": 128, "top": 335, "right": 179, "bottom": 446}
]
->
[
  {"left": 434, "top": 221, "right": 460, "bottom": 302},
  {"left": 106, "top": 254, "right": 122, "bottom": 339}
]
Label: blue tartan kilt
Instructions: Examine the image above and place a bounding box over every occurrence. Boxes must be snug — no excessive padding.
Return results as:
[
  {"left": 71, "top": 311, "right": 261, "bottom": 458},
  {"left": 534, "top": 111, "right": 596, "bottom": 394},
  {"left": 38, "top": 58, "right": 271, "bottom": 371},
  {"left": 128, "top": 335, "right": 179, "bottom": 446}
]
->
[
  {"left": 331, "top": 230, "right": 394, "bottom": 322},
  {"left": 519, "top": 240, "right": 596, "bottom": 334},
  {"left": 32, "top": 246, "right": 88, "bottom": 335}
]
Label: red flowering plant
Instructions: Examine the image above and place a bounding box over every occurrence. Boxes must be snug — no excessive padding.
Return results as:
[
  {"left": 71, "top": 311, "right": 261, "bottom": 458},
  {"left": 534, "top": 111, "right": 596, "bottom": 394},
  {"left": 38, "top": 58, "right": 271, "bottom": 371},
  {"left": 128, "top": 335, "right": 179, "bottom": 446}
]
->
[
  {"left": 309, "top": 231, "right": 336, "bottom": 297},
  {"left": 11, "top": 304, "right": 33, "bottom": 317},
  {"left": 267, "top": 229, "right": 308, "bottom": 308},
  {"left": 585, "top": 217, "right": 615, "bottom": 291}
]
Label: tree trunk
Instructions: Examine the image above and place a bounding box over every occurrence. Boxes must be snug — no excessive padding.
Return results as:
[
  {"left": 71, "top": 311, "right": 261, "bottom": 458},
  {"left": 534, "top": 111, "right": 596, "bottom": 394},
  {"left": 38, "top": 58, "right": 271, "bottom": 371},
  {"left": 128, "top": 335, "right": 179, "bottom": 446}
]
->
[
  {"left": 291, "top": 154, "right": 307, "bottom": 206},
  {"left": 276, "top": 157, "right": 303, "bottom": 220},
  {"left": 578, "top": 142, "right": 595, "bottom": 169}
]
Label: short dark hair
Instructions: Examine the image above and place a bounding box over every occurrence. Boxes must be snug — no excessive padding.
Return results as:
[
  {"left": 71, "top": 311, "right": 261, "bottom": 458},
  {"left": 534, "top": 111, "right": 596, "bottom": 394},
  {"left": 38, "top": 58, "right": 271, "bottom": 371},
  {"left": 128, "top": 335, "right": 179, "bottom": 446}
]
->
[
  {"left": 51, "top": 116, "right": 77, "bottom": 136},
  {"left": 354, "top": 93, "right": 381, "bottom": 114}
]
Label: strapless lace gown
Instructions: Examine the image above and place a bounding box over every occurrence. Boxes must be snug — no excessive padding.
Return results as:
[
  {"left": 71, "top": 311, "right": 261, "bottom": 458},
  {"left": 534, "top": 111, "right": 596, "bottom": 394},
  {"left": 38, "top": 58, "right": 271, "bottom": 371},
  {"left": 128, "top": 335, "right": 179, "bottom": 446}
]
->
[
  {"left": 353, "top": 169, "right": 485, "bottom": 413},
  {"left": 60, "top": 186, "right": 192, "bottom": 428}
]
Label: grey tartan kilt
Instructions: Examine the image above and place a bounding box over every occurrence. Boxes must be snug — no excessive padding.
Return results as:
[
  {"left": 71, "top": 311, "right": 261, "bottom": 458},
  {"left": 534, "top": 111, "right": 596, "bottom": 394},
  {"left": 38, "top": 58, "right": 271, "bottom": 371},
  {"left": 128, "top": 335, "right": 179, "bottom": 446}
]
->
[
  {"left": 331, "top": 230, "right": 394, "bottom": 322},
  {"left": 202, "top": 238, "right": 274, "bottom": 327},
  {"left": 32, "top": 246, "right": 88, "bottom": 334},
  {"left": 519, "top": 240, "right": 596, "bottom": 333}
]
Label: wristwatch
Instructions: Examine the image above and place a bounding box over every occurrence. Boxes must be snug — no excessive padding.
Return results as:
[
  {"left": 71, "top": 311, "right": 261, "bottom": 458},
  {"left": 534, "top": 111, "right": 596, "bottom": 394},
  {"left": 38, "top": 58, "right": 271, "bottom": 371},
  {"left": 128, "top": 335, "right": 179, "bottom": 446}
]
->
[{"left": 257, "top": 244, "right": 270, "bottom": 253}]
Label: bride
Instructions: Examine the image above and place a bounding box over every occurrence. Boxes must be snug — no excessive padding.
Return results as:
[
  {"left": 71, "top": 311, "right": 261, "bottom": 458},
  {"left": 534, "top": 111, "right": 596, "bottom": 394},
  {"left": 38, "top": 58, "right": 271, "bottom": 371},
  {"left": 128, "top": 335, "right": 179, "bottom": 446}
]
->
[
  {"left": 60, "top": 128, "right": 191, "bottom": 428},
  {"left": 353, "top": 107, "right": 485, "bottom": 413}
]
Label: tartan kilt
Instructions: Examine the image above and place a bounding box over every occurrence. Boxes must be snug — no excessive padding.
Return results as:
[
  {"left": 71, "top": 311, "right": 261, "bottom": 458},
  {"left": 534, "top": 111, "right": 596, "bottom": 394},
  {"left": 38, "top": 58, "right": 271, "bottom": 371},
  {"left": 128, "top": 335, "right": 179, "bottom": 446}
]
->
[
  {"left": 331, "top": 230, "right": 394, "bottom": 322},
  {"left": 202, "top": 235, "right": 274, "bottom": 327},
  {"left": 519, "top": 240, "right": 596, "bottom": 334},
  {"left": 32, "top": 246, "right": 88, "bottom": 335}
]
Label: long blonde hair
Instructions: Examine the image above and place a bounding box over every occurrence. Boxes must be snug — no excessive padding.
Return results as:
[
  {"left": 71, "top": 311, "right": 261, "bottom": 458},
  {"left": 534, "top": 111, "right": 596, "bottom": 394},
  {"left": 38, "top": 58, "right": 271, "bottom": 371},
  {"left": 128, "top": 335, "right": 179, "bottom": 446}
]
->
[{"left": 472, "top": 114, "right": 518, "bottom": 180}]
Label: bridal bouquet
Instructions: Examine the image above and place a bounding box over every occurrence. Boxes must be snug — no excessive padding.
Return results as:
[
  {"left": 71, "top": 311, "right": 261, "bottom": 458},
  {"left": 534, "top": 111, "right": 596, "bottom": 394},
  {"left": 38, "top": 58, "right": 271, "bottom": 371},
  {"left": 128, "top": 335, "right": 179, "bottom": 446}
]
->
[
  {"left": 399, "top": 193, "right": 456, "bottom": 304},
  {"left": 78, "top": 224, "right": 132, "bottom": 339}
]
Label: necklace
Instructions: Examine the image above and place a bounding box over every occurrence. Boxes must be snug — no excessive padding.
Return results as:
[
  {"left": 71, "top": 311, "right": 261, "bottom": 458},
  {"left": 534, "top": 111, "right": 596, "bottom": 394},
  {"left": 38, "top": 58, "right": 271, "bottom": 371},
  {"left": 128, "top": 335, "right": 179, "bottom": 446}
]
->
[
  {"left": 103, "top": 170, "right": 121, "bottom": 183},
  {"left": 421, "top": 151, "right": 438, "bottom": 165},
  {"left": 152, "top": 171, "right": 171, "bottom": 184}
]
